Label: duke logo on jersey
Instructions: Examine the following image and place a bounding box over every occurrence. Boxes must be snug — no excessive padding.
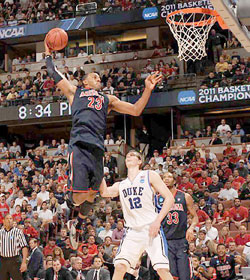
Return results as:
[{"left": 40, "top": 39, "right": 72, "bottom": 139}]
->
[
  {"left": 114, "top": 170, "right": 169, "bottom": 271},
  {"left": 119, "top": 170, "right": 158, "bottom": 229}
]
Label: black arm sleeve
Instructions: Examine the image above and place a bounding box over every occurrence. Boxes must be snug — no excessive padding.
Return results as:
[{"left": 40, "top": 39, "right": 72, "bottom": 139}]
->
[{"left": 46, "top": 55, "right": 64, "bottom": 84}]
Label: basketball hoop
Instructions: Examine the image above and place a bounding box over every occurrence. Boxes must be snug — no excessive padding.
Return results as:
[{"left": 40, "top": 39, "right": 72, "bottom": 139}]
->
[{"left": 166, "top": 8, "right": 228, "bottom": 61}]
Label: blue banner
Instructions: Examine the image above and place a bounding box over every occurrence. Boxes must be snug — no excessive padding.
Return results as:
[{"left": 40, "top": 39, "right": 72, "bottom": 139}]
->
[{"left": 0, "top": 9, "right": 145, "bottom": 41}]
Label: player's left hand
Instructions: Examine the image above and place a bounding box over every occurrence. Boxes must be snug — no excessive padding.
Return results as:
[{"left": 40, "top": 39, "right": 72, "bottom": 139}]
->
[
  {"left": 145, "top": 72, "right": 163, "bottom": 91},
  {"left": 149, "top": 220, "right": 161, "bottom": 238},
  {"left": 186, "top": 227, "right": 195, "bottom": 242},
  {"left": 44, "top": 36, "right": 52, "bottom": 56}
]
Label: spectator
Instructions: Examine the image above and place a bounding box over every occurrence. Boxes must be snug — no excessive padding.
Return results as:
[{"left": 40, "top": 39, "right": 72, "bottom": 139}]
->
[
  {"left": 79, "top": 245, "right": 93, "bottom": 272},
  {"left": 43, "top": 238, "right": 58, "bottom": 257},
  {"left": 78, "top": 235, "right": 98, "bottom": 258},
  {"left": 213, "top": 202, "right": 230, "bottom": 225},
  {"left": 104, "top": 134, "right": 114, "bottom": 145},
  {"left": 215, "top": 56, "right": 229, "bottom": 73},
  {"left": 78, "top": 49, "right": 88, "bottom": 57},
  {"left": 209, "top": 133, "right": 223, "bottom": 145},
  {"left": 235, "top": 225, "right": 250, "bottom": 246},
  {"left": 232, "top": 123, "right": 245, "bottom": 137},
  {"left": 218, "top": 181, "right": 238, "bottom": 201},
  {"left": 98, "top": 222, "right": 113, "bottom": 241},
  {"left": 9, "top": 141, "right": 21, "bottom": 154},
  {"left": 37, "top": 185, "right": 50, "bottom": 202},
  {"left": 223, "top": 131, "right": 237, "bottom": 144},
  {"left": 217, "top": 119, "right": 231, "bottom": 137},
  {"left": 45, "top": 258, "right": 73, "bottom": 280},
  {"left": 207, "top": 29, "right": 227, "bottom": 63},
  {"left": 229, "top": 198, "right": 249, "bottom": 228},
  {"left": 201, "top": 218, "right": 219, "bottom": 241},
  {"left": 84, "top": 56, "right": 95, "bottom": 64},
  {"left": 70, "top": 256, "right": 84, "bottom": 279},
  {"left": 237, "top": 159, "right": 248, "bottom": 178},
  {"left": 39, "top": 201, "right": 54, "bottom": 238},
  {"left": 208, "top": 175, "right": 223, "bottom": 193},
  {"left": 27, "top": 238, "right": 44, "bottom": 279},
  {"left": 111, "top": 220, "right": 124, "bottom": 245},
  {"left": 136, "top": 125, "right": 150, "bottom": 159},
  {"left": 208, "top": 244, "right": 241, "bottom": 279},
  {"left": 85, "top": 255, "right": 110, "bottom": 280}
]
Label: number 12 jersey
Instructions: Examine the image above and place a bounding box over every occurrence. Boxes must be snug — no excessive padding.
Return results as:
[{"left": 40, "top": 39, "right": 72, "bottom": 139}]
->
[{"left": 119, "top": 170, "right": 158, "bottom": 229}]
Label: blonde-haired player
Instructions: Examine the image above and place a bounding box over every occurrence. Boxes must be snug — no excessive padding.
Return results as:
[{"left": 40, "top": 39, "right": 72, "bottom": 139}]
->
[{"left": 100, "top": 150, "right": 174, "bottom": 280}]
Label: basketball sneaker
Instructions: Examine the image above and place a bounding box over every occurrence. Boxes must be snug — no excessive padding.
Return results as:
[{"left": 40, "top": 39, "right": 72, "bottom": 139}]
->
[{"left": 67, "top": 220, "right": 82, "bottom": 250}]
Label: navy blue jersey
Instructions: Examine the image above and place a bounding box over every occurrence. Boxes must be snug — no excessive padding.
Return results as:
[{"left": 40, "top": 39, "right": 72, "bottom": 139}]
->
[
  {"left": 155, "top": 190, "right": 188, "bottom": 240},
  {"left": 69, "top": 88, "right": 109, "bottom": 151},
  {"left": 210, "top": 255, "right": 236, "bottom": 280}
]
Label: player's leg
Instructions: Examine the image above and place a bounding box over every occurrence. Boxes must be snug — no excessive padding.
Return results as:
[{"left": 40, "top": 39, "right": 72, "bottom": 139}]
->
[
  {"left": 167, "top": 239, "right": 179, "bottom": 279},
  {"left": 146, "top": 229, "right": 174, "bottom": 280},
  {"left": 176, "top": 239, "right": 191, "bottom": 280},
  {"left": 112, "top": 263, "right": 127, "bottom": 280},
  {"left": 157, "top": 268, "right": 174, "bottom": 280},
  {"left": 67, "top": 145, "right": 98, "bottom": 249},
  {"left": 113, "top": 229, "right": 145, "bottom": 280}
]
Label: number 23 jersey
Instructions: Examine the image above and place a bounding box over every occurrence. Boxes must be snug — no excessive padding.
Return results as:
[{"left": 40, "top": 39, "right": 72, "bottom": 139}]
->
[
  {"left": 155, "top": 189, "right": 188, "bottom": 240},
  {"left": 119, "top": 170, "right": 158, "bottom": 229},
  {"left": 70, "top": 88, "right": 109, "bottom": 151}
]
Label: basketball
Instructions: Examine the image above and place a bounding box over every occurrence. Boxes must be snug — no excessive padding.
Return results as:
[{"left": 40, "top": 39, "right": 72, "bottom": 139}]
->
[{"left": 46, "top": 28, "right": 68, "bottom": 51}]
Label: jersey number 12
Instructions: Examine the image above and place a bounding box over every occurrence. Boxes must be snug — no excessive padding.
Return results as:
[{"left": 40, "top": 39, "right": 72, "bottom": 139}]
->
[{"left": 128, "top": 197, "right": 142, "bottom": 209}]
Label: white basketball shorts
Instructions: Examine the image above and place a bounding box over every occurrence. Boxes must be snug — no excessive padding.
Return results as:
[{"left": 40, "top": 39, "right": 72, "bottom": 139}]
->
[{"left": 114, "top": 226, "right": 169, "bottom": 271}]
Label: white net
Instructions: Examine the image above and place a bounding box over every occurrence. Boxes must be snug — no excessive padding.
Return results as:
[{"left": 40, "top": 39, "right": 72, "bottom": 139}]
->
[{"left": 167, "top": 11, "right": 217, "bottom": 61}]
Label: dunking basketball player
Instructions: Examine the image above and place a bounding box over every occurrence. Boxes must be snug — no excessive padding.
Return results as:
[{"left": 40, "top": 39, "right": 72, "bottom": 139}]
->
[
  {"left": 155, "top": 172, "right": 198, "bottom": 280},
  {"left": 44, "top": 41, "right": 162, "bottom": 249},
  {"left": 100, "top": 150, "right": 175, "bottom": 280}
]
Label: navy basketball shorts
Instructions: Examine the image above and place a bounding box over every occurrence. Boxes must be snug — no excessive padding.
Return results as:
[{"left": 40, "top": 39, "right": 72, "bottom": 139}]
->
[
  {"left": 67, "top": 142, "right": 104, "bottom": 193},
  {"left": 167, "top": 238, "right": 192, "bottom": 280}
]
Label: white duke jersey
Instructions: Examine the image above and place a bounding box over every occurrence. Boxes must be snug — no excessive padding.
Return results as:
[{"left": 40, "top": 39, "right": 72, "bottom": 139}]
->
[{"left": 119, "top": 170, "right": 158, "bottom": 229}]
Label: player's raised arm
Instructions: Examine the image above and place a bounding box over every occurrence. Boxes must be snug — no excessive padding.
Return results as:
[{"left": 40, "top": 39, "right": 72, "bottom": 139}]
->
[
  {"left": 44, "top": 39, "right": 76, "bottom": 106},
  {"left": 149, "top": 171, "right": 174, "bottom": 238},
  {"left": 108, "top": 72, "right": 162, "bottom": 116},
  {"left": 185, "top": 193, "right": 198, "bottom": 242},
  {"left": 99, "top": 178, "right": 119, "bottom": 198}
]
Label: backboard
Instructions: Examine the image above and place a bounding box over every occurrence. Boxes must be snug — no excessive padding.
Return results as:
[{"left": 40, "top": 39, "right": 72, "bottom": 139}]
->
[{"left": 210, "top": 0, "right": 250, "bottom": 52}]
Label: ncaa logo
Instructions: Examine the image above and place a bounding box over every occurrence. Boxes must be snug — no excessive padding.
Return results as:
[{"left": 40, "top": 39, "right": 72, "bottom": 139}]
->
[
  {"left": 142, "top": 7, "right": 158, "bottom": 20},
  {"left": 178, "top": 90, "right": 196, "bottom": 105}
]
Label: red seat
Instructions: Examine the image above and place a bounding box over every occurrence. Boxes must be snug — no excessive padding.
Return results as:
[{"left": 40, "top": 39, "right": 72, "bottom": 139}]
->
[
  {"left": 222, "top": 200, "right": 233, "bottom": 210},
  {"left": 229, "top": 231, "right": 239, "bottom": 238},
  {"left": 241, "top": 200, "right": 250, "bottom": 208},
  {"left": 214, "top": 224, "right": 226, "bottom": 232},
  {"left": 230, "top": 222, "right": 247, "bottom": 231}
]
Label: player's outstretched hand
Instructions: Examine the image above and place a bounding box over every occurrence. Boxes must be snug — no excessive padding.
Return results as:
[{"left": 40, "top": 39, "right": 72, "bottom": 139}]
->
[
  {"left": 186, "top": 227, "right": 195, "bottom": 242},
  {"left": 149, "top": 219, "right": 161, "bottom": 238},
  {"left": 145, "top": 71, "right": 163, "bottom": 91},
  {"left": 44, "top": 36, "right": 52, "bottom": 56}
]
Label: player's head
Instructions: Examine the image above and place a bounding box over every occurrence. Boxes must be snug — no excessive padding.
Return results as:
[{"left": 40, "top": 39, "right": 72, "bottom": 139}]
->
[
  {"left": 162, "top": 172, "right": 175, "bottom": 189},
  {"left": 125, "top": 150, "right": 142, "bottom": 169},
  {"left": 83, "top": 73, "right": 101, "bottom": 90}
]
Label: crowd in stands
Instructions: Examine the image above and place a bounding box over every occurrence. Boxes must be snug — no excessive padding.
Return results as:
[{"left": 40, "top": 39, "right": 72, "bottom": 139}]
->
[
  {"left": 0, "top": 0, "right": 190, "bottom": 27},
  {"left": 201, "top": 48, "right": 250, "bottom": 88},
  {"left": 0, "top": 52, "right": 180, "bottom": 106},
  {"left": 0, "top": 119, "right": 249, "bottom": 278}
]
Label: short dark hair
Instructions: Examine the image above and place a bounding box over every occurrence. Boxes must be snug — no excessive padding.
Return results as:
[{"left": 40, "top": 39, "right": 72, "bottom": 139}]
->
[
  {"left": 92, "top": 255, "right": 102, "bottom": 264},
  {"left": 217, "top": 243, "right": 226, "bottom": 250}
]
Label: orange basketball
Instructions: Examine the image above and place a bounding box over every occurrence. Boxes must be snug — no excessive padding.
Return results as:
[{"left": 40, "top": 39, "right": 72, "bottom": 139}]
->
[{"left": 46, "top": 28, "right": 68, "bottom": 51}]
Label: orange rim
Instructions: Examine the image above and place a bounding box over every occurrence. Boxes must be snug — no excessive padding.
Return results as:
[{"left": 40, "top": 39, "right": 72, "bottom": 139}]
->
[{"left": 166, "top": 8, "right": 228, "bottom": 29}]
